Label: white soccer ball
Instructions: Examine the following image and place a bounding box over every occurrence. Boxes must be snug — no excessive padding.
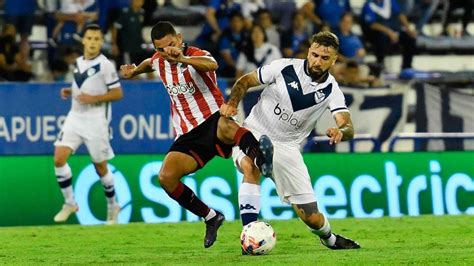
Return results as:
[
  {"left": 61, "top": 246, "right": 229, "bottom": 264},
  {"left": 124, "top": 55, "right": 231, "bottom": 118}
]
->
[{"left": 240, "top": 221, "right": 276, "bottom": 255}]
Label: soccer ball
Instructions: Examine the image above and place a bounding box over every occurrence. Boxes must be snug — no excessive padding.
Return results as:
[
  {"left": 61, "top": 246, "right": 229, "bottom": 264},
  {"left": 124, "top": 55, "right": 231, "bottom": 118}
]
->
[{"left": 240, "top": 221, "right": 276, "bottom": 255}]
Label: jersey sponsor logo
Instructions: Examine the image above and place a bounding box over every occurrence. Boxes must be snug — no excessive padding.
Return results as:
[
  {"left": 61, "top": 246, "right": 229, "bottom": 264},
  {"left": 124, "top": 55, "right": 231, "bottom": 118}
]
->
[
  {"left": 165, "top": 82, "right": 196, "bottom": 96},
  {"left": 273, "top": 103, "right": 303, "bottom": 129},
  {"left": 287, "top": 81, "right": 299, "bottom": 90},
  {"left": 74, "top": 63, "right": 101, "bottom": 88}
]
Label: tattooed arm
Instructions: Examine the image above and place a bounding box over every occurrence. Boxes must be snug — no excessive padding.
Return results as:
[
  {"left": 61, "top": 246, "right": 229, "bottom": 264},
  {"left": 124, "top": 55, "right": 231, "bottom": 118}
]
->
[
  {"left": 326, "top": 111, "right": 354, "bottom": 145},
  {"left": 220, "top": 70, "right": 261, "bottom": 117}
]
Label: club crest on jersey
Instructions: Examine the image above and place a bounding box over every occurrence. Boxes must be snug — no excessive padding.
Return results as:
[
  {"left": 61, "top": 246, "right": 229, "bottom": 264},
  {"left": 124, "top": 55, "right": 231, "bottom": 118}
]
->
[
  {"left": 165, "top": 82, "right": 196, "bottom": 96},
  {"left": 87, "top": 68, "right": 96, "bottom": 76}
]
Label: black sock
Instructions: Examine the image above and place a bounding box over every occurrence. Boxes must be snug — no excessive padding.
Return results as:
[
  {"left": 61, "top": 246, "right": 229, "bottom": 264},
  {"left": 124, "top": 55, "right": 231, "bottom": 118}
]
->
[{"left": 167, "top": 182, "right": 210, "bottom": 218}]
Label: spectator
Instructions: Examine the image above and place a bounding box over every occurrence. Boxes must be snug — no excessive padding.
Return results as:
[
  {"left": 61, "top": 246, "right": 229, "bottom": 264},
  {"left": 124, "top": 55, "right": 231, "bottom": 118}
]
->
[
  {"left": 3, "top": 0, "right": 37, "bottom": 60},
  {"left": 335, "top": 12, "right": 366, "bottom": 63},
  {"left": 53, "top": 0, "right": 99, "bottom": 46},
  {"left": 264, "top": 0, "right": 297, "bottom": 32},
  {"left": 235, "top": 24, "right": 281, "bottom": 78},
  {"left": 217, "top": 11, "right": 247, "bottom": 78},
  {"left": 97, "top": 0, "right": 129, "bottom": 33},
  {"left": 254, "top": 8, "right": 280, "bottom": 48},
  {"left": 111, "top": 0, "right": 150, "bottom": 74},
  {"left": 50, "top": 45, "right": 80, "bottom": 82},
  {"left": 332, "top": 60, "right": 382, "bottom": 87},
  {"left": 0, "top": 24, "right": 33, "bottom": 81},
  {"left": 281, "top": 12, "right": 312, "bottom": 58},
  {"left": 360, "top": 0, "right": 417, "bottom": 71},
  {"left": 194, "top": 0, "right": 241, "bottom": 56},
  {"left": 441, "top": 0, "right": 473, "bottom": 36},
  {"left": 401, "top": 0, "right": 446, "bottom": 35},
  {"left": 300, "top": 0, "right": 352, "bottom": 32},
  {"left": 240, "top": 0, "right": 266, "bottom": 29}
]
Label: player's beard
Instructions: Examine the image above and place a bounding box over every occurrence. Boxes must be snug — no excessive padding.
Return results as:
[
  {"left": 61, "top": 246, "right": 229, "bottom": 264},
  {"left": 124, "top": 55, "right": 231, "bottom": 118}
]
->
[{"left": 309, "top": 66, "right": 329, "bottom": 82}]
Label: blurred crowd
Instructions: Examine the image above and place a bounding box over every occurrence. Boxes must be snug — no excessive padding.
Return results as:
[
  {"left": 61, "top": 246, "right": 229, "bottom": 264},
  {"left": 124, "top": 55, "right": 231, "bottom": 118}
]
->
[{"left": 0, "top": 0, "right": 472, "bottom": 87}]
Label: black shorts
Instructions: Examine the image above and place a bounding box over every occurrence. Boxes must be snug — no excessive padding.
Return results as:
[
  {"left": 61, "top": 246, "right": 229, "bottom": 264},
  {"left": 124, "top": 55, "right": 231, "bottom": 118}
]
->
[{"left": 169, "top": 112, "right": 233, "bottom": 169}]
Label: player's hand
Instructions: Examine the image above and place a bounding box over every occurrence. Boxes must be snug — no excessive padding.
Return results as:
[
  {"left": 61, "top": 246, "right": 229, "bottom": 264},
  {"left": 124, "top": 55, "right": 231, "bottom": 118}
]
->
[
  {"left": 120, "top": 64, "right": 136, "bottom": 79},
  {"left": 220, "top": 103, "right": 238, "bottom": 118},
  {"left": 161, "top": 46, "right": 183, "bottom": 63},
  {"left": 388, "top": 31, "right": 399, "bottom": 43},
  {"left": 60, "top": 88, "right": 72, "bottom": 100},
  {"left": 326, "top": 127, "right": 343, "bottom": 145},
  {"left": 76, "top": 92, "right": 98, "bottom": 104}
]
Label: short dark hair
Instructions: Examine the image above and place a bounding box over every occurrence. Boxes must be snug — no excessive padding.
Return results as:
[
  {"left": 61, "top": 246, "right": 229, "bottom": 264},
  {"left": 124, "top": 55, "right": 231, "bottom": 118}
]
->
[
  {"left": 310, "top": 31, "right": 339, "bottom": 51},
  {"left": 150, "top": 21, "right": 176, "bottom": 41},
  {"left": 82, "top": 24, "right": 102, "bottom": 36}
]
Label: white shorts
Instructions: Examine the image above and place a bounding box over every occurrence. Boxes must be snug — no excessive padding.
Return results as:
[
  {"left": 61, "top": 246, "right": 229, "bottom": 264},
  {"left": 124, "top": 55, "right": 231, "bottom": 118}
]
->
[
  {"left": 232, "top": 143, "right": 315, "bottom": 205},
  {"left": 54, "top": 113, "right": 114, "bottom": 163}
]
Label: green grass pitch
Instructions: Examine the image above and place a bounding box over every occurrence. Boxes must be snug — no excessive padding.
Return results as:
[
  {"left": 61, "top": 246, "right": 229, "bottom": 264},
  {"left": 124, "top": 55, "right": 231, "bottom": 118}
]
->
[{"left": 1, "top": 215, "right": 473, "bottom": 264}]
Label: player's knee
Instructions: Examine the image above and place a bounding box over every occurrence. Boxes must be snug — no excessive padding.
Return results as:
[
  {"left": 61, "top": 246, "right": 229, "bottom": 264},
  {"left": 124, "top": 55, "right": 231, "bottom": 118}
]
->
[
  {"left": 217, "top": 117, "right": 238, "bottom": 143},
  {"left": 94, "top": 165, "right": 108, "bottom": 177},
  {"left": 53, "top": 157, "right": 67, "bottom": 167},
  {"left": 158, "top": 170, "right": 177, "bottom": 190}
]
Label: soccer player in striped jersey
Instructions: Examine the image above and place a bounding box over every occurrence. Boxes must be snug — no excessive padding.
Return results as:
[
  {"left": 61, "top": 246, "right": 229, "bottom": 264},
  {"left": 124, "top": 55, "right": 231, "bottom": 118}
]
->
[
  {"left": 53, "top": 24, "right": 123, "bottom": 225},
  {"left": 120, "top": 21, "right": 273, "bottom": 248},
  {"left": 221, "top": 31, "right": 361, "bottom": 251}
]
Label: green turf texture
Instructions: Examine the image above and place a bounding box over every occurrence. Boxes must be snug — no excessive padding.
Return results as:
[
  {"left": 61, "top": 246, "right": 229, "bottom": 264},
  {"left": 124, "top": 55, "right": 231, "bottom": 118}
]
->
[{"left": 1, "top": 215, "right": 473, "bottom": 264}]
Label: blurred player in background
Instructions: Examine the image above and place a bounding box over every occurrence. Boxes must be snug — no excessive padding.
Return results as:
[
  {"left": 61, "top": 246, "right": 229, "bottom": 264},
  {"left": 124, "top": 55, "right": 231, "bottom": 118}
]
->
[
  {"left": 120, "top": 21, "right": 273, "bottom": 248},
  {"left": 53, "top": 24, "right": 123, "bottom": 225},
  {"left": 220, "top": 31, "right": 361, "bottom": 252}
]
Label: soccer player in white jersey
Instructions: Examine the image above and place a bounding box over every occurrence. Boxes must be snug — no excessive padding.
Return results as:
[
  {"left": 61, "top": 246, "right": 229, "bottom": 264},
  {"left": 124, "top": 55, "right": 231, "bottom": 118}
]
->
[
  {"left": 120, "top": 21, "right": 273, "bottom": 248},
  {"left": 53, "top": 24, "right": 123, "bottom": 225},
  {"left": 221, "top": 31, "right": 361, "bottom": 250}
]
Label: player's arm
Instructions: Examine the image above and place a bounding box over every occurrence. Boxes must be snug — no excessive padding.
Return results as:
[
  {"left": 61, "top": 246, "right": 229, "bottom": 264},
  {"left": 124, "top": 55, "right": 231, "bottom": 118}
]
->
[
  {"left": 76, "top": 87, "right": 123, "bottom": 104},
  {"left": 220, "top": 70, "right": 260, "bottom": 117},
  {"left": 120, "top": 58, "right": 153, "bottom": 79},
  {"left": 326, "top": 112, "right": 354, "bottom": 145},
  {"left": 163, "top": 46, "right": 217, "bottom": 72},
  {"left": 178, "top": 55, "right": 218, "bottom": 72}
]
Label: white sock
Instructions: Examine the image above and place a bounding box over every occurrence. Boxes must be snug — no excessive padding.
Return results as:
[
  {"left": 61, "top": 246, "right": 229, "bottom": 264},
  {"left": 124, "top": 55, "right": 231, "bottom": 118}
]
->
[
  {"left": 309, "top": 215, "right": 336, "bottom": 246},
  {"left": 239, "top": 182, "right": 260, "bottom": 225},
  {"left": 100, "top": 171, "right": 117, "bottom": 207},
  {"left": 55, "top": 164, "right": 75, "bottom": 205},
  {"left": 205, "top": 208, "right": 217, "bottom": 221}
]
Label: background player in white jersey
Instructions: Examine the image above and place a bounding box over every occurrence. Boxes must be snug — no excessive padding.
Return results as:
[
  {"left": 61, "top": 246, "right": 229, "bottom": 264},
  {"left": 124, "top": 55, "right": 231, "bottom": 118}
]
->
[
  {"left": 220, "top": 31, "right": 361, "bottom": 250},
  {"left": 53, "top": 24, "right": 123, "bottom": 225},
  {"left": 120, "top": 21, "right": 273, "bottom": 248}
]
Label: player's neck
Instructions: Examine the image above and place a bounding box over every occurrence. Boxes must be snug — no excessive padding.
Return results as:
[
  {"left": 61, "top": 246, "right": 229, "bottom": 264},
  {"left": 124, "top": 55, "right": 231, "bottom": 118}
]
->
[{"left": 84, "top": 52, "right": 100, "bottom": 60}]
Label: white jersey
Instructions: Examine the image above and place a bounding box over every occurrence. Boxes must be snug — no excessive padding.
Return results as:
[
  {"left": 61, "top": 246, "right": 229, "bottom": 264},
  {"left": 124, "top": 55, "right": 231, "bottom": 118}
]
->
[
  {"left": 70, "top": 54, "right": 121, "bottom": 120},
  {"left": 244, "top": 58, "right": 348, "bottom": 145}
]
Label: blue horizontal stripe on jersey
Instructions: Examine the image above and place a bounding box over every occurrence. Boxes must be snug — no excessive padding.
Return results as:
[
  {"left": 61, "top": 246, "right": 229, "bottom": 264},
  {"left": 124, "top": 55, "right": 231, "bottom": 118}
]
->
[
  {"left": 331, "top": 107, "right": 348, "bottom": 113},
  {"left": 257, "top": 67, "right": 264, "bottom": 84},
  {"left": 107, "top": 80, "right": 120, "bottom": 87}
]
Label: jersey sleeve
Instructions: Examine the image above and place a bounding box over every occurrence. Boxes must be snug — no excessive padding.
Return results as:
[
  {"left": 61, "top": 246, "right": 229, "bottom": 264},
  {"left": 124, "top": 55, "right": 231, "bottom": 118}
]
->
[
  {"left": 188, "top": 47, "right": 216, "bottom": 62},
  {"left": 103, "top": 60, "right": 121, "bottom": 89},
  {"left": 256, "top": 59, "right": 285, "bottom": 85},
  {"left": 328, "top": 82, "right": 349, "bottom": 115}
]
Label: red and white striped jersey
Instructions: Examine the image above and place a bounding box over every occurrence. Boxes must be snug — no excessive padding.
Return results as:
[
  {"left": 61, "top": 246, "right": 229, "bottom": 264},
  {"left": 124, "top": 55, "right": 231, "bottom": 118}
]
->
[{"left": 150, "top": 46, "right": 224, "bottom": 137}]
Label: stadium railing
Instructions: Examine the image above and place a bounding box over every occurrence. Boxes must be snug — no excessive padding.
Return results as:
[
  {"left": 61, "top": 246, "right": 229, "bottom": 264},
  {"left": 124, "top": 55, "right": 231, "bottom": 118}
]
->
[
  {"left": 388, "top": 132, "right": 474, "bottom": 152},
  {"left": 312, "top": 134, "right": 381, "bottom": 152}
]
